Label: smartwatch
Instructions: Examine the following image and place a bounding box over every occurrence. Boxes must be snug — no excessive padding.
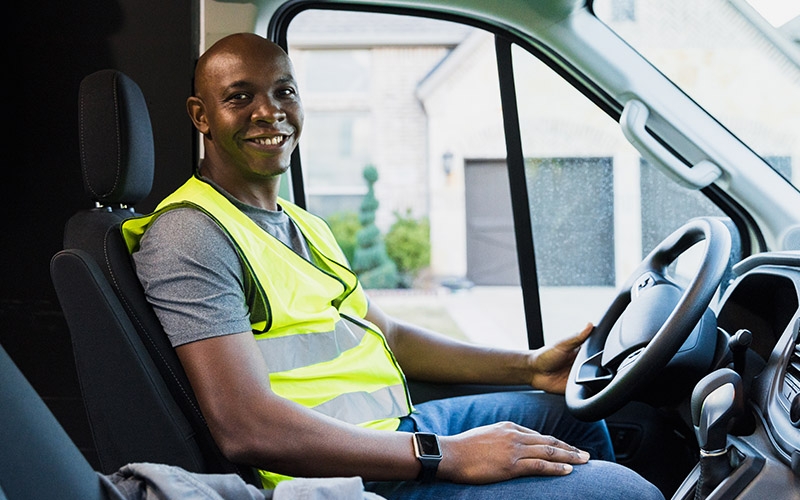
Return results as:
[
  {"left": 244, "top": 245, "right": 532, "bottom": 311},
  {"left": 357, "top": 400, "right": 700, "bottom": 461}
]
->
[{"left": 412, "top": 432, "right": 442, "bottom": 482}]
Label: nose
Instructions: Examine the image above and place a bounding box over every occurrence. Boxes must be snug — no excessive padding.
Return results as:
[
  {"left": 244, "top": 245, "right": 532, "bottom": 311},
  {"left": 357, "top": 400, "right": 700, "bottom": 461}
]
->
[{"left": 252, "top": 95, "right": 285, "bottom": 124}]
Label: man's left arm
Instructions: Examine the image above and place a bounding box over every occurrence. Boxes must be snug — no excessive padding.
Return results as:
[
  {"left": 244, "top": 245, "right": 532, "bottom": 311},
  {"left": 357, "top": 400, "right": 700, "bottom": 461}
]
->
[{"left": 365, "top": 300, "right": 592, "bottom": 394}]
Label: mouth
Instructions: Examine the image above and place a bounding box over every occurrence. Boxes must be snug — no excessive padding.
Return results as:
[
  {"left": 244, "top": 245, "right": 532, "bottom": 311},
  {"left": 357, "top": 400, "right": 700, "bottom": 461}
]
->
[{"left": 247, "top": 135, "right": 289, "bottom": 146}]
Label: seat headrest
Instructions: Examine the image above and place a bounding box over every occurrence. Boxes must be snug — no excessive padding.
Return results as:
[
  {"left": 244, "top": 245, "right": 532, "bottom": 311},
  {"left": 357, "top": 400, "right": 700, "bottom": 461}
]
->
[{"left": 78, "top": 69, "right": 154, "bottom": 207}]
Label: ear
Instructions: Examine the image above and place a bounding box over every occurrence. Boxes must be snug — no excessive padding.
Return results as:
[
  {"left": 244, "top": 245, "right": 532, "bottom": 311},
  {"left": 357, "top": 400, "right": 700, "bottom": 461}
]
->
[{"left": 186, "top": 96, "right": 211, "bottom": 136}]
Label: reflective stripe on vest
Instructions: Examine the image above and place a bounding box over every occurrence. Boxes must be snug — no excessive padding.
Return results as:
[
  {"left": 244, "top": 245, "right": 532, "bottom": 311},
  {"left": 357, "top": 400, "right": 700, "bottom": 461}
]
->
[
  {"left": 256, "top": 316, "right": 366, "bottom": 373},
  {"left": 314, "top": 383, "right": 409, "bottom": 425}
]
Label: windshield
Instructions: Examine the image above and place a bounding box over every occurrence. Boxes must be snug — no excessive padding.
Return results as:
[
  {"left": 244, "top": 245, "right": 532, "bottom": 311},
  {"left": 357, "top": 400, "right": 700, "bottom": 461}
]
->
[{"left": 593, "top": 0, "right": 800, "bottom": 189}]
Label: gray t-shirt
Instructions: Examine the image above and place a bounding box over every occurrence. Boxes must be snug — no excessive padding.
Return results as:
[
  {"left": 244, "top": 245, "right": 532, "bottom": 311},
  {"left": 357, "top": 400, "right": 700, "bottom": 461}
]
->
[{"left": 132, "top": 181, "right": 311, "bottom": 347}]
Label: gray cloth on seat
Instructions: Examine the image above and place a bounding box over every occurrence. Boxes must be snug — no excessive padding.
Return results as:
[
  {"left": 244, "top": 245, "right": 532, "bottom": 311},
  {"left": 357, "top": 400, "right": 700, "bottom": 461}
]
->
[
  {"left": 99, "top": 463, "right": 385, "bottom": 500},
  {"left": 273, "top": 476, "right": 385, "bottom": 500},
  {"left": 100, "top": 463, "right": 266, "bottom": 500}
]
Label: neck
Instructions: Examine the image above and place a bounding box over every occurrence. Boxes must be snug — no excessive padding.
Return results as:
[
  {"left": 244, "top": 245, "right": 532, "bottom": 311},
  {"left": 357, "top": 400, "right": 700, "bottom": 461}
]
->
[{"left": 198, "top": 160, "right": 282, "bottom": 211}]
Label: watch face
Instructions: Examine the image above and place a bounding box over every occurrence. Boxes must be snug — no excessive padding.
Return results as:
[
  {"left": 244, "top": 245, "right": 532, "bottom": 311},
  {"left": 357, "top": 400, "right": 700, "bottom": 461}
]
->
[{"left": 416, "top": 433, "right": 441, "bottom": 457}]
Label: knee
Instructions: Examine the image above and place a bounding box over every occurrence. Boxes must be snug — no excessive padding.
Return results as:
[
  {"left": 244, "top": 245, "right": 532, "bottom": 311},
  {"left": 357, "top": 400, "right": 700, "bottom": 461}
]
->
[{"left": 572, "top": 461, "right": 665, "bottom": 500}]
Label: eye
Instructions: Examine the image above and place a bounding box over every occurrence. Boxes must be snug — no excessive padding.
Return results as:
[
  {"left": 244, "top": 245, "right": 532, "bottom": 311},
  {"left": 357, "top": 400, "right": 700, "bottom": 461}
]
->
[
  {"left": 276, "top": 87, "right": 298, "bottom": 98},
  {"left": 224, "top": 92, "right": 252, "bottom": 105}
]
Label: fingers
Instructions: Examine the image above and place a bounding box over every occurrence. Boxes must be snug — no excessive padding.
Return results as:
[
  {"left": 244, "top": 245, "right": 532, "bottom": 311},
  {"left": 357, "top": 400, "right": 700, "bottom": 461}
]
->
[
  {"left": 555, "top": 322, "right": 594, "bottom": 351},
  {"left": 515, "top": 427, "right": 590, "bottom": 465},
  {"left": 498, "top": 423, "right": 590, "bottom": 476},
  {"left": 516, "top": 457, "right": 576, "bottom": 476}
]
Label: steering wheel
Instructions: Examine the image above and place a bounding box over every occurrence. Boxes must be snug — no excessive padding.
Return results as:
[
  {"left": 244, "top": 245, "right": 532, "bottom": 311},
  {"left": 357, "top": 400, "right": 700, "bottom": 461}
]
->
[{"left": 565, "top": 217, "right": 732, "bottom": 421}]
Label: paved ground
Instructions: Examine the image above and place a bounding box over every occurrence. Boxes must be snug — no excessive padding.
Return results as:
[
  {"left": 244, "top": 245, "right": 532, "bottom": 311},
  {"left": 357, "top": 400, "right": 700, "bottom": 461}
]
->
[{"left": 369, "top": 286, "right": 617, "bottom": 349}]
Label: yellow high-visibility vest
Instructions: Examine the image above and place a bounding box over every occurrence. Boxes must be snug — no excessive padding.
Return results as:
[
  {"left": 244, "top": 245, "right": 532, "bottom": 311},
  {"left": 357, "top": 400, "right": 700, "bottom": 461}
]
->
[{"left": 122, "top": 175, "right": 412, "bottom": 488}]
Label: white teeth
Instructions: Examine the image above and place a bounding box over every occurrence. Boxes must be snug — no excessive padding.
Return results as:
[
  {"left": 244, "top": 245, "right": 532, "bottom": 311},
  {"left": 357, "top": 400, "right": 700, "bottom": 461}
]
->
[{"left": 253, "top": 136, "right": 285, "bottom": 146}]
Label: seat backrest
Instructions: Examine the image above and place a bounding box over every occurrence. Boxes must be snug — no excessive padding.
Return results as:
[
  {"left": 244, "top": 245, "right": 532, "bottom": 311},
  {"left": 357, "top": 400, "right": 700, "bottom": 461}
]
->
[
  {"left": 0, "top": 343, "right": 108, "bottom": 500},
  {"left": 51, "top": 69, "right": 255, "bottom": 483}
]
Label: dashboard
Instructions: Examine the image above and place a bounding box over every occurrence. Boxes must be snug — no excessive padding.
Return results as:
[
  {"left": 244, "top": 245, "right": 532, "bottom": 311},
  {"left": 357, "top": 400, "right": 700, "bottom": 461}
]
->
[{"left": 713, "top": 251, "right": 800, "bottom": 495}]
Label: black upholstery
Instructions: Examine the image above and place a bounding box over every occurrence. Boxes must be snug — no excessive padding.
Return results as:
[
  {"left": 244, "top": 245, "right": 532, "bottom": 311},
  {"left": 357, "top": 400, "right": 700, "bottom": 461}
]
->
[
  {"left": 77, "top": 69, "right": 154, "bottom": 206},
  {"left": 51, "top": 69, "right": 256, "bottom": 484},
  {"left": 0, "top": 344, "right": 108, "bottom": 500}
]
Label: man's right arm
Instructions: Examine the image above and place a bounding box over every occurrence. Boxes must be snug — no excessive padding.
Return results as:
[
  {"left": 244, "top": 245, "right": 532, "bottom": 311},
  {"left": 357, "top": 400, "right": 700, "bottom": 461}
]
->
[{"left": 176, "top": 330, "right": 589, "bottom": 483}]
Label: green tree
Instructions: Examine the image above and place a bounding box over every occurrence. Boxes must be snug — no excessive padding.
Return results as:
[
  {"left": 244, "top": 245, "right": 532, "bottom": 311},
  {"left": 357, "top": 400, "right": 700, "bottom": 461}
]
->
[{"left": 351, "top": 165, "right": 399, "bottom": 289}]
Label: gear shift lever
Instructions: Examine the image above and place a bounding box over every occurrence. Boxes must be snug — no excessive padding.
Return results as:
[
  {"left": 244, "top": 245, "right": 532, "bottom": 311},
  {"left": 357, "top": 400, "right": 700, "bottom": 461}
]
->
[{"left": 691, "top": 368, "right": 744, "bottom": 500}]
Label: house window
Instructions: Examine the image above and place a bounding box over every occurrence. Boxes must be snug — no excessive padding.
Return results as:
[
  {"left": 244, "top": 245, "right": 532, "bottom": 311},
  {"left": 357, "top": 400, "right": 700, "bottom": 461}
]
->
[
  {"left": 290, "top": 46, "right": 374, "bottom": 218},
  {"left": 300, "top": 110, "right": 373, "bottom": 218},
  {"left": 303, "top": 50, "right": 371, "bottom": 94}
]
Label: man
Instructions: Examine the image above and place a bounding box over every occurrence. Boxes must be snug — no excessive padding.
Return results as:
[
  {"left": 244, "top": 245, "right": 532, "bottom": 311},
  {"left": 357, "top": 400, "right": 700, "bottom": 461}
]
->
[{"left": 123, "top": 33, "right": 663, "bottom": 499}]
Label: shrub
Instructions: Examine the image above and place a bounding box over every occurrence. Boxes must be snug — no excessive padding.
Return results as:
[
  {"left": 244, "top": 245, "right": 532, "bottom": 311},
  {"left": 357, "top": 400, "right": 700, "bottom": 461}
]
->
[
  {"left": 326, "top": 211, "right": 360, "bottom": 264},
  {"left": 385, "top": 209, "right": 431, "bottom": 287}
]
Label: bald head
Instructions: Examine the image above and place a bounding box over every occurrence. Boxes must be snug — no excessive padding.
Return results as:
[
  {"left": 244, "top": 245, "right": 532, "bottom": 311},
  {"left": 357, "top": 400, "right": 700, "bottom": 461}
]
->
[{"left": 193, "top": 33, "right": 292, "bottom": 99}]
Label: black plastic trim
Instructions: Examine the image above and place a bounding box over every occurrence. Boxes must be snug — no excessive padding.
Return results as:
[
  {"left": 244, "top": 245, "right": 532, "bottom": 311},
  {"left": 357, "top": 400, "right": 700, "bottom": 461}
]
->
[
  {"left": 670, "top": 436, "right": 765, "bottom": 500},
  {"left": 495, "top": 35, "right": 545, "bottom": 349}
]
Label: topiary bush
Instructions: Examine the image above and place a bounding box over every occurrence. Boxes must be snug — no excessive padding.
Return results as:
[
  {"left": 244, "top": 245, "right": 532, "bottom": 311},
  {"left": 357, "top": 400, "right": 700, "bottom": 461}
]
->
[{"left": 352, "top": 165, "right": 400, "bottom": 289}]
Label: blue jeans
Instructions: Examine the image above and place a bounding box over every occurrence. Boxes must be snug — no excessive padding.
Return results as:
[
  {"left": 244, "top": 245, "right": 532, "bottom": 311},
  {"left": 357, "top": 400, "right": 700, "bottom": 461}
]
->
[{"left": 365, "top": 391, "right": 664, "bottom": 500}]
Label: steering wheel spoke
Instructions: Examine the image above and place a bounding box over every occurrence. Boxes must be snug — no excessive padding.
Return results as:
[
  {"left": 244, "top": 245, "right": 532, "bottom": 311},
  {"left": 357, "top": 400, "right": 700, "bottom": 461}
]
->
[{"left": 575, "top": 350, "right": 614, "bottom": 392}]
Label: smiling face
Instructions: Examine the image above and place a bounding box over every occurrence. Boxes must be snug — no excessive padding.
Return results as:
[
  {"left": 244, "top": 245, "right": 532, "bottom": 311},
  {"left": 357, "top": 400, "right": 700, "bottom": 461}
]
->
[{"left": 187, "top": 34, "right": 304, "bottom": 196}]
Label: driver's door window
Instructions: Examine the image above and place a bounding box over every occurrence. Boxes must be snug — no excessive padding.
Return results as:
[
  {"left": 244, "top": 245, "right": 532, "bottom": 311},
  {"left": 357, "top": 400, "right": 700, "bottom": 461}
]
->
[{"left": 510, "top": 44, "right": 726, "bottom": 344}]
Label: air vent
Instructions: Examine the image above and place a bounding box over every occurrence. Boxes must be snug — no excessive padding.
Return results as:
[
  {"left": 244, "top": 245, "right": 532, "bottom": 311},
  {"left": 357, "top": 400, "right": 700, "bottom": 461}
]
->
[
  {"left": 788, "top": 340, "right": 800, "bottom": 382},
  {"left": 782, "top": 330, "right": 800, "bottom": 412}
]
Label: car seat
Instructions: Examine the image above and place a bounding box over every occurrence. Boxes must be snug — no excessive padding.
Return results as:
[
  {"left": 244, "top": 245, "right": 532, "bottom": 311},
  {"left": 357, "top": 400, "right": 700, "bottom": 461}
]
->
[
  {"left": 0, "top": 343, "right": 107, "bottom": 499},
  {"left": 50, "top": 69, "right": 257, "bottom": 484}
]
